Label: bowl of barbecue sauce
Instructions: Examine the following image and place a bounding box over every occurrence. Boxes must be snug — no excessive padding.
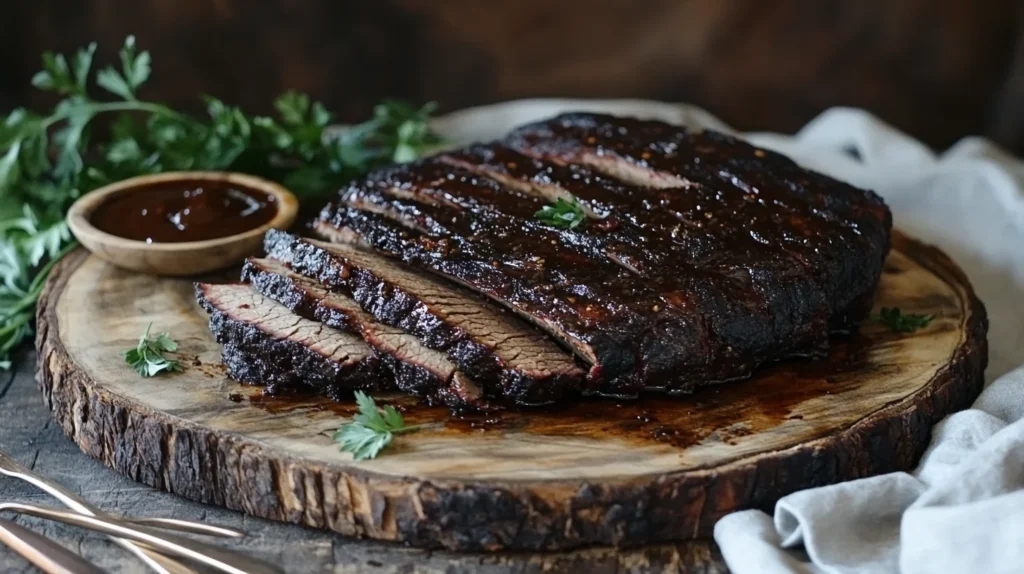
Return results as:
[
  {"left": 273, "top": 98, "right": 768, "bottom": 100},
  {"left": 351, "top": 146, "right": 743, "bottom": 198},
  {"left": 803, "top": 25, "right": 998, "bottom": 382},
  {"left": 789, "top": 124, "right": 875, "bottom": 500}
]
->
[{"left": 67, "top": 172, "right": 298, "bottom": 276}]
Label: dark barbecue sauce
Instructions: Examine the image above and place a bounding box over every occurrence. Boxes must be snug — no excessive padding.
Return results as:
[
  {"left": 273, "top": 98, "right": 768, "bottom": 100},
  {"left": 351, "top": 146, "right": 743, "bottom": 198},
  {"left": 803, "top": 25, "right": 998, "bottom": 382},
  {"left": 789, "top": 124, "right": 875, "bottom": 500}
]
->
[
  {"left": 246, "top": 333, "right": 876, "bottom": 450},
  {"left": 91, "top": 180, "right": 277, "bottom": 243}
]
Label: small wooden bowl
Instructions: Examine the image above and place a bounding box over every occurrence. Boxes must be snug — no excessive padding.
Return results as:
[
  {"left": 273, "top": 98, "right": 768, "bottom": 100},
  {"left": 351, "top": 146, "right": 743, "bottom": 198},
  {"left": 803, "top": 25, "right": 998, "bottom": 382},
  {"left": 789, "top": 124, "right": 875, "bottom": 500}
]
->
[{"left": 67, "top": 171, "right": 299, "bottom": 276}]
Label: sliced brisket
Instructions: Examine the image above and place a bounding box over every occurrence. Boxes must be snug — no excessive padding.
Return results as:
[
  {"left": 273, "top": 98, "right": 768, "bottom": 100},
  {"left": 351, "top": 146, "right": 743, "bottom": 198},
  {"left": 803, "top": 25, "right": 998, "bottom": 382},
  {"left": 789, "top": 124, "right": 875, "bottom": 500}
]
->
[
  {"left": 241, "top": 257, "right": 488, "bottom": 409},
  {"left": 314, "top": 112, "right": 892, "bottom": 395},
  {"left": 195, "top": 282, "right": 384, "bottom": 400},
  {"left": 262, "top": 229, "right": 586, "bottom": 404}
]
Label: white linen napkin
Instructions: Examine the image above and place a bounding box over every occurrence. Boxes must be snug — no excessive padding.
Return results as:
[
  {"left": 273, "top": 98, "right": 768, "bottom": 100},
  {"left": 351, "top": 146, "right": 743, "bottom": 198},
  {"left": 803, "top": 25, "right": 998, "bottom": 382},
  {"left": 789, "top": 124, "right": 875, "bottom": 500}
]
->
[
  {"left": 715, "top": 108, "right": 1024, "bottom": 574},
  {"left": 434, "top": 101, "right": 1024, "bottom": 573}
]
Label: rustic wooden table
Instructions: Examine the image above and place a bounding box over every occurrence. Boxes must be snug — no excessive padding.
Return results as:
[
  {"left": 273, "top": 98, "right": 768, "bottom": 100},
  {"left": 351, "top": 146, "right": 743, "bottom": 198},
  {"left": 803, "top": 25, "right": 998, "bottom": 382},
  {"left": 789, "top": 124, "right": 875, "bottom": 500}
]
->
[{"left": 0, "top": 349, "right": 727, "bottom": 573}]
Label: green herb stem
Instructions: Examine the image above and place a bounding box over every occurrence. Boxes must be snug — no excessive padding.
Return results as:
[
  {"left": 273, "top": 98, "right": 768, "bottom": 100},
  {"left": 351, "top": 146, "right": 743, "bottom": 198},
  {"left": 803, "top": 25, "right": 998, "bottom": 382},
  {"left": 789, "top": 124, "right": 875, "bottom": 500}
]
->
[
  {"left": 27, "top": 241, "right": 80, "bottom": 293},
  {"left": 877, "top": 307, "right": 934, "bottom": 333},
  {"left": 0, "top": 36, "right": 441, "bottom": 368},
  {"left": 121, "top": 322, "right": 181, "bottom": 377},
  {"left": 40, "top": 101, "right": 195, "bottom": 130},
  {"left": 535, "top": 196, "right": 586, "bottom": 229},
  {"left": 334, "top": 391, "right": 421, "bottom": 459}
]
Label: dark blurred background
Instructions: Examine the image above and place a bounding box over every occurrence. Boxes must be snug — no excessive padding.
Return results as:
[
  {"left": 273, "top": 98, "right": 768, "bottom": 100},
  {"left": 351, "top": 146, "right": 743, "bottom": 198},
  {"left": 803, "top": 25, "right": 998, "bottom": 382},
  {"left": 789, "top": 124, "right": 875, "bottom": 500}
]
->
[{"left": 3, "top": 0, "right": 1024, "bottom": 153}]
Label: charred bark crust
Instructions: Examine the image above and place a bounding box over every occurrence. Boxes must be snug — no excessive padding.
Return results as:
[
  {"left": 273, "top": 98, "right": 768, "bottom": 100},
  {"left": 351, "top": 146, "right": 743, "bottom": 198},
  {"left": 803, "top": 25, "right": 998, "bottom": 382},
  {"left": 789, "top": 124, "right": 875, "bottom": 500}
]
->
[
  {"left": 34, "top": 239, "right": 986, "bottom": 552},
  {"left": 264, "top": 230, "right": 585, "bottom": 405},
  {"left": 323, "top": 114, "right": 894, "bottom": 395}
]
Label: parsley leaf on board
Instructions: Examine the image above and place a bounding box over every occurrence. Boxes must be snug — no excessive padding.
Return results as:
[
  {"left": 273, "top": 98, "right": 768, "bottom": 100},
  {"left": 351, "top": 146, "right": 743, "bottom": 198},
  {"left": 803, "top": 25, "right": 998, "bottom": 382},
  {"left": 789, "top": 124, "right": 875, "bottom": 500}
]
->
[
  {"left": 0, "top": 36, "right": 443, "bottom": 369},
  {"left": 535, "top": 197, "right": 586, "bottom": 229},
  {"left": 877, "top": 307, "right": 935, "bottom": 333},
  {"left": 334, "top": 391, "right": 421, "bottom": 460},
  {"left": 121, "top": 323, "right": 182, "bottom": 377}
]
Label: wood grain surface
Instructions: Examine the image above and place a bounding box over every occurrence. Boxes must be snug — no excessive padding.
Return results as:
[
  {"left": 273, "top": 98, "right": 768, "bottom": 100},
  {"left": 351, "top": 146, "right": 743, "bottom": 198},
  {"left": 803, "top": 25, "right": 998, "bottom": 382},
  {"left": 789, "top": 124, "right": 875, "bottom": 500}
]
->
[
  {"left": 34, "top": 232, "right": 987, "bottom": 554},
  {"left": 0, "top": 350, "right": 726, "bottom": 573}
]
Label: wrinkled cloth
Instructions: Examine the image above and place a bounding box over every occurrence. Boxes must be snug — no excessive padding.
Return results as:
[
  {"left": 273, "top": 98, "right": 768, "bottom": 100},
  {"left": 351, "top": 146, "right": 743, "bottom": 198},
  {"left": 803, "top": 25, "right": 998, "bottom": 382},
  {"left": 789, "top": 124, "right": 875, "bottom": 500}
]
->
[
  {"left": 434, "top": 101, "right": 1024, "bottom": 574},
  {"left": 726, "top": 110, "right": 1024, "bottom": 574}
]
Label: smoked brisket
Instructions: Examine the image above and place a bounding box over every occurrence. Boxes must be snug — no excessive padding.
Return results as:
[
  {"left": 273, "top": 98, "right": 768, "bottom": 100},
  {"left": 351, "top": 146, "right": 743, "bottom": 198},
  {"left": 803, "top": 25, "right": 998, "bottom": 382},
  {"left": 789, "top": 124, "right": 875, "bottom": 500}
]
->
[
  {"left": 314, "top": 112, "right": 892, "bottom": 396},
  {"left": 195, "top": 282, "right": 384, "bottom": 400},
  {"left": 263, "top": 229, "right": 587, "bottom": 404},
  {"left": 241, "top": 258, "right": 488, "bottom": 409}
]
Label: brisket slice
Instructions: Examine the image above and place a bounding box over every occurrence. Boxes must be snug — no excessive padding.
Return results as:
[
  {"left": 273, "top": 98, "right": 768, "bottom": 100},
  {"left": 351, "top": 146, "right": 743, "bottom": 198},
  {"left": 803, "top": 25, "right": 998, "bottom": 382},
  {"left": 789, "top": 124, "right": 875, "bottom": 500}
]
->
[
  {"left": 195, "top": 282, "right": 384, "bottom": 401},
  {"left": 262, "top": 229, "right": 586, "bottom": 404},
  {"left": 241, "top": 257, "right": 488, "bottom": 410},
  {"left": 317, "top": 201, "right": 735, "bottom": 394},
  {"left": 317, "top": 164, "right": 805, "bottom": 392},
  {"left": 314, "top": 112, "right": 891, "bottom": 395}
]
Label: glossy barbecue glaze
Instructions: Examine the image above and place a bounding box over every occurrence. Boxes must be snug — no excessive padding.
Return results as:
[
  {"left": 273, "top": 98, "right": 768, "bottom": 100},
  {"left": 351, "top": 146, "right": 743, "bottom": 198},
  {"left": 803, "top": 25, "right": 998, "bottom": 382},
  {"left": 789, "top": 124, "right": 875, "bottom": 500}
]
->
[{"left": 317, "top": 113, "right": 892, "bottom": 397}]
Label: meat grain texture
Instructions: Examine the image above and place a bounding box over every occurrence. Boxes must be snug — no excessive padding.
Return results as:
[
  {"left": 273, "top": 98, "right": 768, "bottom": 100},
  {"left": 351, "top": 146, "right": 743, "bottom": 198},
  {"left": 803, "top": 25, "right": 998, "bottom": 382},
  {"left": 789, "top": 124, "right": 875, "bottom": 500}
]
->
[
  {"left": 195, "top": 283, "right": 384, "bottom": 399},
  {"left": 199, "top": 113, "right": 892, "bottom": 408},
  {"left": 241, "top": 257, "right": 489, "bottom": 409}
]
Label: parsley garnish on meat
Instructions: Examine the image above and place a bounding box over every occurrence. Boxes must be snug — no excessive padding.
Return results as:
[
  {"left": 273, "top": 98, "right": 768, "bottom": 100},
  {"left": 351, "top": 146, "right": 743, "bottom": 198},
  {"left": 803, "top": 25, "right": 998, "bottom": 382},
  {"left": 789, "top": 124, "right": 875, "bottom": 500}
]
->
[
  {"left": 334, "top": 391, "right": 421, "bottom": 460},
  {"left": 122, "top": 323, "right": 181, "bottom": 377},
  {"left": 0, "top": 36, "right": 442, "bottom": 369},
  {"left": 878, "top": 307, "right": 934, "bottom": 333},
  {"left": 535, "top": 197, "right": 586, "bottom": 229}
]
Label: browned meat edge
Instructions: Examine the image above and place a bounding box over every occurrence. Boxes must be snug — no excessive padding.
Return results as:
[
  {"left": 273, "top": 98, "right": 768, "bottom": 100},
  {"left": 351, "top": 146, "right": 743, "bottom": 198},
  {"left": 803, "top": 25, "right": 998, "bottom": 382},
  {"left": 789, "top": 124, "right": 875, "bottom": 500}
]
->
[
  {"left": 195, "top": 282, "right": 385, "bottom": 401},
  {"left": 314, "top": 112, "right": 891, "bottom": 395},
  {"left": 241, "top": 257, "right": 490, "bottom": 410},
  {"left": 263, "top": 229, "right": 586, "bottom": 405}
]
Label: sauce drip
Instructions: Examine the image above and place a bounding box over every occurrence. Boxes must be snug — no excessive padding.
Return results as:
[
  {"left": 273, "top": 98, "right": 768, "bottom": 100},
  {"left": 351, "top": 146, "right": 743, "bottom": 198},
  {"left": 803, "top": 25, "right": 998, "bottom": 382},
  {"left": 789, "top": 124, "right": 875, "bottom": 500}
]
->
[
  {"left": 244, "top": 333, "right": 877, "bottom": 450},
  {"left": 92, "top": 180, "right": 277, "bottom": 243}
]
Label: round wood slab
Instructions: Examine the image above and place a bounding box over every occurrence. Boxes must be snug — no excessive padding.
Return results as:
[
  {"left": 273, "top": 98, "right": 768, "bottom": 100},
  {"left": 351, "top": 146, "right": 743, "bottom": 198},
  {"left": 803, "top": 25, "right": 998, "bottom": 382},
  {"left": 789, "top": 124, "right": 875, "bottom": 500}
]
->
[{"left": 35, "top": 232, "right": 986, "bottom": 553}]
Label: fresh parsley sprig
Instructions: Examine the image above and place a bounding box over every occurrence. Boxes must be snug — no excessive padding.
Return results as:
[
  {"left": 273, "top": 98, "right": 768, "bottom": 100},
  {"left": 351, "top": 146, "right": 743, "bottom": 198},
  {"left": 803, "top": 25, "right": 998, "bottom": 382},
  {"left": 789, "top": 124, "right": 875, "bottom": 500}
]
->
[
  {"left": 878, "top": 307, "right": 935, "bottom": 333},
  {"left": 122, "top": 323, "right": 181, "bottom": 377},
  {"left": 334, "top": 391, "right": 421, "bottom": 460},
  {"left": 535, "top": 197, "right": 586, "bottom": 229},
  {"left": 0, "top": 36, "right": 442, "bottom": 369}
]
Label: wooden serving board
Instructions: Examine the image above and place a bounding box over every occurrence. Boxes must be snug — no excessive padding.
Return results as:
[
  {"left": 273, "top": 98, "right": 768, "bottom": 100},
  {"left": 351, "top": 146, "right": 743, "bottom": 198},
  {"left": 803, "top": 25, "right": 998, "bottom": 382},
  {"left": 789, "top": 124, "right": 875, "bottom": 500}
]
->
[{"left": 35, "top": 232, "right": 986, "bottom": 554}]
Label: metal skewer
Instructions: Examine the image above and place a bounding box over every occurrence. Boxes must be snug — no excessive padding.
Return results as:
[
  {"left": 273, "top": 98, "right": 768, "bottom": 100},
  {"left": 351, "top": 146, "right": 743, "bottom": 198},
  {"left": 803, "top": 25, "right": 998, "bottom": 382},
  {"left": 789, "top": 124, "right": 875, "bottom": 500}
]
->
[
  {"left": 0, "top": 450, "right": 244, "bottom": 574},
  {"left": 0, "top": 502, "right": 283, "bottom": 574},
  {"left": 0, "top": 517, "right": 105, "bottom": 574}
]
